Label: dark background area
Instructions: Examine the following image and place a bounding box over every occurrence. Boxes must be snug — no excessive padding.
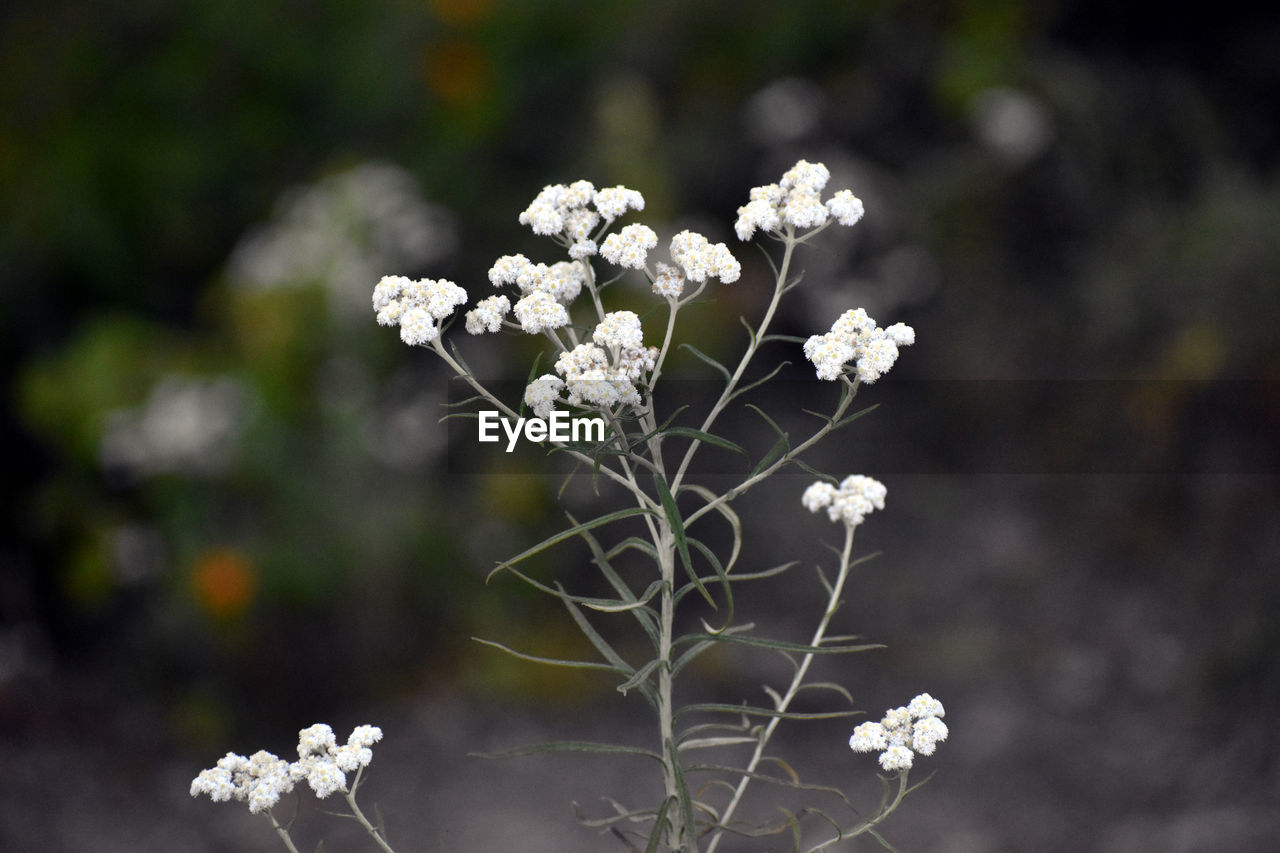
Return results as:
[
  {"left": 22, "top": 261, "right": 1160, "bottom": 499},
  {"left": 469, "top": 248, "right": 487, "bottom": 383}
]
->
[{"left": 2, "top": 1, "right": 1278, "bottom": 850}]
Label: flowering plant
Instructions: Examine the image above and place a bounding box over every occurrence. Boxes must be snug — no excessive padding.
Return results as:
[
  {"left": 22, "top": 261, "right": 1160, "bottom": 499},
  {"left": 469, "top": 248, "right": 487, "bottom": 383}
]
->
[{"left": 191, "top": 160, "right": 947, "bottom": 851}]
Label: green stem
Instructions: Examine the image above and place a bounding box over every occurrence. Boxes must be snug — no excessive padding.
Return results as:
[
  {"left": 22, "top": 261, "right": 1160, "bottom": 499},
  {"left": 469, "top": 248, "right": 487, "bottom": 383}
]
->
[{"left": 705, "top": 522, "right": 857, "bottom": 853}]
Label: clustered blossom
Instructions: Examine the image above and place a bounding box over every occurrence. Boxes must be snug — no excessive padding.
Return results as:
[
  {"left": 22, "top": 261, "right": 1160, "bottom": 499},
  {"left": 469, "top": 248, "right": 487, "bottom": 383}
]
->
[
  {"left": 735, "top": 159, "right": 865, "bottom": 240},
  {"left": 522, "top": 312, "right": 658, "bottom": 414},
  {"left": 651, "top": 262, "right": 686, "bottom": 299},
  {"left": 668, "top": 230, "right": 741, "bottom": 284},
  {"left": 804, "top": 307, "right": 915, "bottom": 382},
  {"left": 191, "top": 723, "right": 384, "bottom": 812},
  {"left": 372, "top": 275, "right": 468, "bottom": 345},
  {"left": 464, "top": 294, "right": 511, "bottom": 334},
  {"left": 801, "top": 474, "right": 887, "bottom": 528},
  {"left": 600, "top": 224, "right": 659, "bottom": 269},
  {"left": 517, "top": 181, "right": 645, "bottom": 258},
  {"left": 849, "top": 694, "right": 948, "bottom": 772}
]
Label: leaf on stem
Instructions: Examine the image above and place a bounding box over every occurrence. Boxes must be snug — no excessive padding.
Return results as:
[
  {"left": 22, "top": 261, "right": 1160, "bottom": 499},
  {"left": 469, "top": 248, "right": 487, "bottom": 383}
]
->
[
  {"left": 471, "top": 741, "right": 664, "bottom": 762},
  {"left": 678, "top": 344, "right": 732, "bottom": 384},
  {"left": 488, "top": 506, "right": 655, "bottom": 582},
  {"left": 654, "top": 473, "right": 715, "bottom": 609},
  {"left": 471, "top": 637, "right": 625, "bottom": 672}
]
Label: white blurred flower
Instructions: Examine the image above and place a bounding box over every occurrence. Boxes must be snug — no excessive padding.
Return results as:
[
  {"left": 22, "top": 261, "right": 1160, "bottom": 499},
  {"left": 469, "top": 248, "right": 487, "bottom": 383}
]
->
[
  {"left": 227, "top": 161, "right": 456, "bottom": 321},
  {"left": 826, "top": 189, "right": 865, "bottom": 226},
  {"left": 99, "top": 375, "right": 250, "bottom": 479},
  {"left": 190, "top": 749, "right": 296, "bottom": 814}
]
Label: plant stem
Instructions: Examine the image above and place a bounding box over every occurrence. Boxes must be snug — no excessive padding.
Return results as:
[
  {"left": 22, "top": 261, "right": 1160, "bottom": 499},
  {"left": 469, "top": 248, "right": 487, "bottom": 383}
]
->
[
  {"left": 705, "top": 522, "right": 858, "bottom": 853},
  {"left": 343, "top": 777, "right": 398, "bottom": 853},
  {"left": 265, "top": 810, "right": 302, "bottom": 853}
]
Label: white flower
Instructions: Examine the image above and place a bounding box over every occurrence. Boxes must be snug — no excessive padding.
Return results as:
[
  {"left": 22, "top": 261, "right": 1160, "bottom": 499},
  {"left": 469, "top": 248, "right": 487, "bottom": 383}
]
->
[
  {"left": 735, "top": 159, "right": 863, "bottom": 240},
  {"left": 547, "top": 261, "right": 585, "bottom": 304},
  {"left": 826, "top": 189, "right": 865, "bottom": 226},
  {"left": 555, "top": 343, "right": 609, "bottom": 378},
  {"left": 301, "top": 756, "right": 346, "bottom": 798},
  {"left": 518, "top": 191, "right": 565, "bottom": 236},
  {"left": 399, "top": 305, "right": 438, "bottom": 345},
  {"left": 651, "top": 262, "right": 686, "bottom": 299},
  {"left": 191, "top": 749, "right": 296, "bottom": 813},
  {"left": 803, "top": 332, "right": 855, "bottom": 381},
  {"left": 805, "top": 307, "right": 914, "bottom": 382},
  {"left": 297, "top": 724, "right": 337, "bottom": 758},
  {"left": 600, "top": 223, "right": 659, "bottom": 269},
  {"left": 615, "top": 345, "right": 658, "bottom": 382},
  {"left": 878, "top": 745, "right": 914, "bottom": 772},
  {"left": 801, "top": 481, "right": 837, "bottom": 514},
  {"left": 569, "top": 239, "right": 598, "bottom": 260},
  {"left": 513, "top": 291, "right": 570, "bottom": 333},
  {"left": 563, "top": 208, "right": 600, "bottom": 242},
  {"left": 803, "top": 474, "right": 886, "bottom": 529},
  {"left": 423, "top": 278, "right": 467, "bottom": 320},
  {"left": 593, "top": 311, "right": 644, "bottom": 350},
  {"left": 780, "top": 159, "right": 830, "bottom": 193},
  {"left": 848, "top": 721, "right": 888, "bottom": 752},
  {"left": 850, "top": 696, "right": 948, "bottom": 773},
  {"left": 489, "top": 253, "right": 531, "bottom": 286},
  {"left": 347, "top": 725, "right": 384, "bottom": 748},
  {"left": 911, "top": 717, "right": 949, "bottom": 756},
  {"left": 908, "top": 693, "right": 945, "bottom": 719},
  {"left": 594, "top": 185, "right": 645, "bottom": 221},
  {"left": 669, "top": 230, "right": 740, "bottom": 283},
  {"left": 524, "top": 374, "right": 565, "bottom": 418},
  {"left": 465, "top": 294, "right": 511, "bottom": 334}
]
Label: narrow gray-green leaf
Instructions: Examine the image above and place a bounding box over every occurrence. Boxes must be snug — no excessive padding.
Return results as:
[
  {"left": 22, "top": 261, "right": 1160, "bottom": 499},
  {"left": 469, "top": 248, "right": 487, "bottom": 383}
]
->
[{"left": 471, "top": 637, "right": 623, "bottom": 672}]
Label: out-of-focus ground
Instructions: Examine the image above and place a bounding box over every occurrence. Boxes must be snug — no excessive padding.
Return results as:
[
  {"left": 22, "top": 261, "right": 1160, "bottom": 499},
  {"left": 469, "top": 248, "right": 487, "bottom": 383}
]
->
[{"left": 3, "top": 1, "right": 1278, "bottom": 851}]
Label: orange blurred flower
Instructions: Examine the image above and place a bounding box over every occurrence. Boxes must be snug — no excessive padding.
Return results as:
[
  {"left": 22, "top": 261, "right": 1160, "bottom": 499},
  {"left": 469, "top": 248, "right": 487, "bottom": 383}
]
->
[{"left": 191, "top": 547, "right": 257, "bottom": 618}]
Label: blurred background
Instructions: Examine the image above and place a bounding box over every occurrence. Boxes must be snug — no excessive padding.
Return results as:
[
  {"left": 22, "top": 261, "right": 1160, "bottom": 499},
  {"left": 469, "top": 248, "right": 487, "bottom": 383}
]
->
[{"left": 2, "top": 0, "right": 1278, "bottom": 850}]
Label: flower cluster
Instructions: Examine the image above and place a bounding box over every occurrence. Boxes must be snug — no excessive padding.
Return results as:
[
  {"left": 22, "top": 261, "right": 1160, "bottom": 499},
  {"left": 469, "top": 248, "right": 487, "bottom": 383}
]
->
[
  {"left": 849, "top": 694, "right": 948, "bottom": 772},
  {"left": 802, "top": 474, "right": 887, "bottom": 528},
  {"left": 517, "top": 180, "right": 645, "bottom": 258},
  {"left": 373, "top": 275, "right": 468, "bottom": 345},
  {"left": 735, "top": 159, "right": 865, "bottom": 241},
  {"left": 668, "top": 230, "right": 741, "bottom": 284},
  {"left": 804, "top": 308, "right": 915, "bottom": 382},
  {"left": 191, "top": 723, "right": 384, "bottom": 812},
  {"left": 518, "top": 311, "right": 657, "bottom": 417}
]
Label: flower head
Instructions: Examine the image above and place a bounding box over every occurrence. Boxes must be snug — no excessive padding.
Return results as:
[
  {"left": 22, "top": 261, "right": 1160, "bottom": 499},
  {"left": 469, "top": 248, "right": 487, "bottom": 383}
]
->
[
  {"left": 735, "top": 159, "right": 864, "bottom": 240},
  {"left": 669, "top": 230, "right": 740, "bottom": 284},
  {"left": 465, "top": 294, "right": 511, "bottom": 334},
  {"left": 804, "top": 307, "right": 914, "bottom": 383},
  {"left": 801, "top": 474, "right": 886, "bottom": 529},
  {"left": 600, "top": 223, "right": 659, "bottom": 269},
  {"left": 849, "top": 695, "right": 948, "bottom": 773},
  {"left": 513, "top": 291, "right": 570, "bottom": 334},
  {"left": 372, "top": 275, "right": 466, "bottom": 346},
  {"left": 593, "top": 311, "right": 644, "bottom": 350}
]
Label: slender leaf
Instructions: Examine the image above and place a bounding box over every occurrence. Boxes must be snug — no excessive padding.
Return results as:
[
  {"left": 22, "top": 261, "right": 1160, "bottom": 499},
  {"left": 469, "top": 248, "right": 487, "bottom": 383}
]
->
[
  {"left": 617, "top": 656, "right": 665, "bottom": 696},
  {"left": 676, "top": 736, "right": 759, "bottom": 752},
  {"left": 471, "top": 637, "right": 623, "bottom": 672},
  {"left": 726, "top": 360, "right": 790, "bottom": 404},
  {"left": 645, "top": 798, "right": 674, "bottom": 853},
  {"left": 660, "top": 427, "right": 747, "bottom": 457},
  {"left": 699, "top": 633, "right": 884, "bottom": 656},
  {"left": 654, "top": 473, "right": 714, "bottom": 609},
  {"left": 489, "top": 506, "right": 654, "bottom": 581},
  {"left": 679, "top": 344, "right": 731, "bottom": 383},
  {"left": 472, "top": 741, "right": 662, "bottom": 762},
  {"left": 675, "top": 703, "right": 861, "bottom": 721}
]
